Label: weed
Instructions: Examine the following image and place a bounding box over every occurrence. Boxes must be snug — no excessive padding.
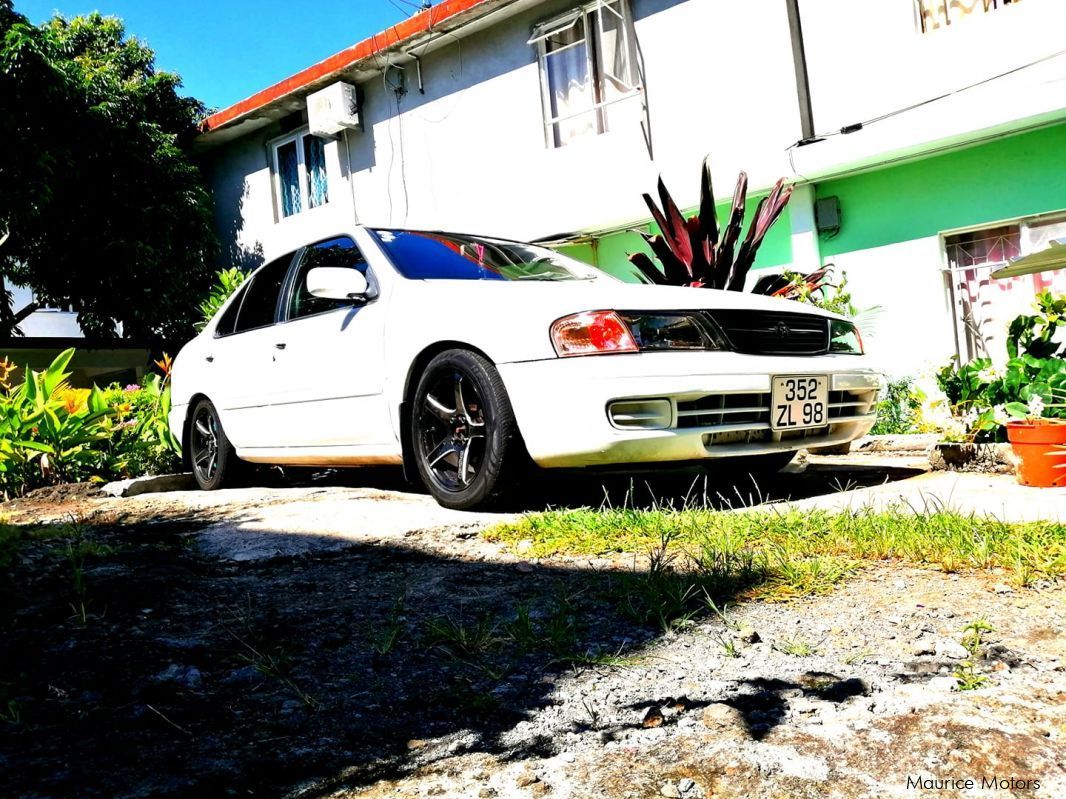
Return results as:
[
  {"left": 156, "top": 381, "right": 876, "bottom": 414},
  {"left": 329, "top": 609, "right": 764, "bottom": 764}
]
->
[
  {"left": 223, "top": 599, "right": 317, "bottom": 709},
  {"left": 423, "top": 613, "right": 499, "bottom": 659},
  {"left": 62, "top": 530, "right": 110, "bottom": 625},
  {"left": 703, "top": 594, "right": 739, "bottom": 630},
  {"left": 714, "top": 633, "right": 740, "bottom": 658},
  {"left": 503, "top": 602, "right": 539, "bottom": 649},
  {"left": 954, "top": 618, "right": 995, "bottom": 691},
  {"left": 961, "top": 618, "right": 995, "bottom": 657},
  {"left": 369, "top": 592, "right": 407, "bottom": 657},
  {"left": 843, "top": 650, "right": 878, "bottom": 665},
  {"left": 0, "top": 682, "right": 22, "bottom": 725},
  {"left": 580, "top": 699, "right": 600, "bottom": 729},
  {"left": 557, "top": 646, "right": 637, "bottom": 669},
  {"left": 775, "top": 635, "right": 818, "bottom": 657}
]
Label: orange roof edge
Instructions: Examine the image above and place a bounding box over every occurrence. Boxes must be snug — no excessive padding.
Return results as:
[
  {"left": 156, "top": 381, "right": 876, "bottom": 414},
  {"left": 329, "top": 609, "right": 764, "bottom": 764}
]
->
[{"left": 200, "top": 0, "right": 493, "bottom": 134}]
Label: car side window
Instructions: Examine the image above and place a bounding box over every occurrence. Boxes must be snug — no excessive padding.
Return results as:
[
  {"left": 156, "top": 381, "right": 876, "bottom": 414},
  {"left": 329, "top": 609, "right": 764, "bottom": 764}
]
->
[
  {"left": 213, "top": 282, "right": 248, "bottom": 337},
  {"left": 287, "top": 236, "right": 369, "bottom": 321},
  {"left": 232, "top": 254, "right": 294, "bottom": 334}
]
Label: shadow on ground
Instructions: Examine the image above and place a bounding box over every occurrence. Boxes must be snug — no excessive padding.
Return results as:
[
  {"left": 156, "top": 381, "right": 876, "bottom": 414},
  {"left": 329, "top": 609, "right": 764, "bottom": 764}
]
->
[
  {"left": 282, "top": 457, "right": 925, "bottom": 513},
  {"left": 0, "top": 458, "right": 927, "bottom": 797}
]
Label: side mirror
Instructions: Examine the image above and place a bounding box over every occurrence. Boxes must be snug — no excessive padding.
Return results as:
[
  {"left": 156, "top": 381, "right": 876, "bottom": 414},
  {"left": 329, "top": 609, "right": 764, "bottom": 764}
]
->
[{"left": 306, "top": 267, "right": 369, "bottom": 301}]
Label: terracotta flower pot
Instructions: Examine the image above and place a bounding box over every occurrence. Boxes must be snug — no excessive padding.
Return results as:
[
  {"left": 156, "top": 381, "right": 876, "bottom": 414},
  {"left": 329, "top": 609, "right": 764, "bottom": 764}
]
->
[{"left": 1005, "top": 420, "right": 1066, "bottom": 487}]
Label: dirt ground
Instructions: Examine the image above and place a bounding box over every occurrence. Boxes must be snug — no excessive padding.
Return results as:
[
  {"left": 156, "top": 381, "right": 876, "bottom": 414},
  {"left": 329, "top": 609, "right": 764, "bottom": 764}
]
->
[{"left": 1, "top": 456, "right": 1063, "bottom": 798}]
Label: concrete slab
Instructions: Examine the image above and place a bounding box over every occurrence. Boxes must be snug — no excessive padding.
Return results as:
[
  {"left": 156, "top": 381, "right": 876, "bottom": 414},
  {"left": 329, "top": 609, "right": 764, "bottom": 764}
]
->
[
  {"left": 776, "top": 470, "right": 1066, "bottom": 522},
  {"left": 189, "top": 486, "right": 512, "bottom": 562}
]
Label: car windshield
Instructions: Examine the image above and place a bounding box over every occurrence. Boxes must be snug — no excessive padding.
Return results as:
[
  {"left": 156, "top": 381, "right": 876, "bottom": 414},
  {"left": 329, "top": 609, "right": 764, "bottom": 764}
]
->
[{"left": 371, "top": 229, "right": 604, "bottom": 282}]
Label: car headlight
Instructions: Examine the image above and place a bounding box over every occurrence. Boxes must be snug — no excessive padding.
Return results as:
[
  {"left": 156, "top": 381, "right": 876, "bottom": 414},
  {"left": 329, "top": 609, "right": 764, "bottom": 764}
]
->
[
  {"left": 829, "top": 319, "right": 864, "bottom": 354},
  {"left": 620, "top": 313, "right": 723, "bottom": 351},
  {"left": 551, "top": 311, "right": 722, "bottom": 357}
]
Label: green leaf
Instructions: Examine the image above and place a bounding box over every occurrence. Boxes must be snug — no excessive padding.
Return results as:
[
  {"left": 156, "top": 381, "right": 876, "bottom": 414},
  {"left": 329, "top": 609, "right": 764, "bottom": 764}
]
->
[
  {"left": 1005, "top": 402, "right": 1030, "bottom": 419},
  {"left": 87, "top": 385, "right": 108, "bottom": 415},
  {"left": 42, "top": 348, "right": 76, "bottom": 397}
]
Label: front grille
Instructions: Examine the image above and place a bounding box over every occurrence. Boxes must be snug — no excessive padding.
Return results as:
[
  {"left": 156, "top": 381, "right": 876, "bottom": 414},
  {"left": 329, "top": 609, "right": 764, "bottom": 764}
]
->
[
  {"left": 676, "top": 392, "right": 770, "bottom": 429},
  {"left": 705, "top": 310, "right": 829, "bottom": 356},
  {"left": 675, "top": 388, "right": 876, "bottom": 431}
]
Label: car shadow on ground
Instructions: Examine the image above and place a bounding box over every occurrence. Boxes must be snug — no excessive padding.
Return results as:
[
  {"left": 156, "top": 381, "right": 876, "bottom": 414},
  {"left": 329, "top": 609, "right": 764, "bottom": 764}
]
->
[
  {"left": 0, "top": 507, "right": 879, "bottom": 799},
  {"left": 279, "top": 458, "right": 926, "bottom": 513}
]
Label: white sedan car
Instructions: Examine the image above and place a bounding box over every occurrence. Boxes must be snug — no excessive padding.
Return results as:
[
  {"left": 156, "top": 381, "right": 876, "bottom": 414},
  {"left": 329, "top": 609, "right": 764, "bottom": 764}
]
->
[{"left": 170, "top": 227, "right": 880, "bottom": 509}]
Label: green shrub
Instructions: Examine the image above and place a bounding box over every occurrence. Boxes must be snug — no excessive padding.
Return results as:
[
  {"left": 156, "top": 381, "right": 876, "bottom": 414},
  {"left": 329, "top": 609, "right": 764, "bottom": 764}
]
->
[
  {"left": 196, "top": 268, "right": 247, "bottom": 331},
  {"left": 870, "top": 377, "right": 922, "bottom": 435},
  {"left": 0, "top": 349, "right": 179, "bottom": 497},
  {"left": 935, "top": 291, "right": 1065, "bottom": 441}
]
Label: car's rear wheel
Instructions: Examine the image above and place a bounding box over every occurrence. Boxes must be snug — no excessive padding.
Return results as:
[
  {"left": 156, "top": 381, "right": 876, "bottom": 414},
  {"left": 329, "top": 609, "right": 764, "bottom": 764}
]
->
[
  {"left": 188, "top": 398, "right": 240, "bottom": 491},
  {"left": 411, "top": 349, "right": 520, "bottom": 510}
]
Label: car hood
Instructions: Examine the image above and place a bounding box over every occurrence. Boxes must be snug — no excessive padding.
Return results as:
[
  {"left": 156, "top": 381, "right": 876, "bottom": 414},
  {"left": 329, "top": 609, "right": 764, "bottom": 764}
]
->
[
  {"left": 391, "top": 276, "right": 848, "bottom": 366},
  {"left": 410, "top": 277, "right": 842, "bottom": 319}
]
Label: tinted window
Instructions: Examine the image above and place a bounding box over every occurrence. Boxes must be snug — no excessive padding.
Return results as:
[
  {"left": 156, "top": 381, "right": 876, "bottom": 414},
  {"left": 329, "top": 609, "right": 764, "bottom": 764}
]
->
[
  {"left": 233, "top": 254, "right": 293, "bottom": 334},
  {"left": 287, "top": 236, "right": 369, "bottom": 320},
  {"left": 371, "top": 229, "right": 601, "bottom": 282},
  {"left": 214, "top": 282, "right": 248, "bottom": 337}
]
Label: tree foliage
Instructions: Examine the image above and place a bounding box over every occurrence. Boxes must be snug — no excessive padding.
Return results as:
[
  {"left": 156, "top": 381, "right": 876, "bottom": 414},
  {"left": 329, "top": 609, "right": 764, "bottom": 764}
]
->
[{"left": 0, "top": 1, "right": 216, "bottom": 340}]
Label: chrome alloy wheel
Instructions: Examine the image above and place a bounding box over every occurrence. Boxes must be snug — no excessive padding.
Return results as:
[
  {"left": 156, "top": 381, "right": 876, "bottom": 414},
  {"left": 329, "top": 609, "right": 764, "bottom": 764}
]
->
[
  {"left": 417, "top": 369, "right": 487, "bottom": 492},
  {"left": 191, "top": 405, "right": 221, "bottom": 483}
]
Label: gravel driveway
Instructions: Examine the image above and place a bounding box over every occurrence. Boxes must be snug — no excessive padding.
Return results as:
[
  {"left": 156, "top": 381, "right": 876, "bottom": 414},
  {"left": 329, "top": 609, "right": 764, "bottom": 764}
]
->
[{"left": 1, "top": 454, "right": 1062, "bottom": 798}]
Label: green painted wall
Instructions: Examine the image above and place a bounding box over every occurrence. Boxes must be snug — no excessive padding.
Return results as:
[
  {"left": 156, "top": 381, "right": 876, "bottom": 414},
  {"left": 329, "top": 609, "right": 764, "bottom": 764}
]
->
[
  {"left": 558, "top": 198, "right": 793, "bottom": 283},
  {"left": 817, "top": 124, "right": 1066, "bottom": 256}
]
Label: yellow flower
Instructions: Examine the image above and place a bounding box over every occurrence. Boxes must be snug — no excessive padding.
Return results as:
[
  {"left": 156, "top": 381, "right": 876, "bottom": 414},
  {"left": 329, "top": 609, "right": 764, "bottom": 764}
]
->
[{"left": 55, "top": 388, "right": 90, "bottom": 415}]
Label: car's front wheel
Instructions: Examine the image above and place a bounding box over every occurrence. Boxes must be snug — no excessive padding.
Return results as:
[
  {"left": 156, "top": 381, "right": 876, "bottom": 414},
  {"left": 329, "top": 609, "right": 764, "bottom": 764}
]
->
[
  {"left": 411, "top": 349, "right": 521, "bottom": 510},
  {"left": 187, "top": 398, "right": 240, "bottom": 491}
]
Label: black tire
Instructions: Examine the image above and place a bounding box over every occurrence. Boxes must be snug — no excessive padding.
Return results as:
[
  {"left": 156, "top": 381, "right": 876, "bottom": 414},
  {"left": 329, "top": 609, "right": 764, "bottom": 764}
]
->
[
  {"left": 411, "top": 349, "right": 521, "bottom": 510},
  {"left": 187, "top": 398, "right": 241, "bottom": 491}
]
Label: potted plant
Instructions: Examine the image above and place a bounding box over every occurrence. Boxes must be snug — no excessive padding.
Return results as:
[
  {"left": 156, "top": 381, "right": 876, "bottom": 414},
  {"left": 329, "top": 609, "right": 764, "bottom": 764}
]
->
[
  {"left": 935, "top": 291, "right": 1066, "bottom": 486},
  {"left": 1003, "top": 395, "right": 1066, "bottom": 487}
]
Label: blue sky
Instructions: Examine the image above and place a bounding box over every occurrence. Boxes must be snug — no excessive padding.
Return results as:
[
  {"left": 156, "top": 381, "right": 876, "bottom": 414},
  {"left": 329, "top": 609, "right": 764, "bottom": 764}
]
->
[{"left": 16, "top": 0, "right": 414, "bottom": 110}]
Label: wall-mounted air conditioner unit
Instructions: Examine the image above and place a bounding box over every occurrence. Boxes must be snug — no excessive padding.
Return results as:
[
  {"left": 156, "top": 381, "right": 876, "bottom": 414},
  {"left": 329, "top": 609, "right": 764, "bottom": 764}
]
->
[{"left": 307, "top": 82, "right": 361, "bottom": 137}]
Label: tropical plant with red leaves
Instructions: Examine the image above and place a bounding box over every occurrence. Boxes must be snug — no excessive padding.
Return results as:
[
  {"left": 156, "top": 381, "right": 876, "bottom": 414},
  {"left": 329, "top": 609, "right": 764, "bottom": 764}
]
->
[{"left": 629, "top": 157, "right": 794, "bottom": 291}]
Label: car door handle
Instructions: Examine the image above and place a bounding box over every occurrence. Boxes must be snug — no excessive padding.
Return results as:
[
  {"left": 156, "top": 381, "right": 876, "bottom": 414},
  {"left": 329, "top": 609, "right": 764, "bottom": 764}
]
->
[
  {"left": 205, "top": 355, "right": 214, "bottom": 363},
  {"left": 275, "top": 342, "right": 287, "bottom": 350}
]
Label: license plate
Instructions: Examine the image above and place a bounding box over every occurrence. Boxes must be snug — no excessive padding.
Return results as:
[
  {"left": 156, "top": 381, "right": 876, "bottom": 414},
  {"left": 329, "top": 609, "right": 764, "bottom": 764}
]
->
[{"left": 771, "top": 375, "right": 829, "bottom": 431}]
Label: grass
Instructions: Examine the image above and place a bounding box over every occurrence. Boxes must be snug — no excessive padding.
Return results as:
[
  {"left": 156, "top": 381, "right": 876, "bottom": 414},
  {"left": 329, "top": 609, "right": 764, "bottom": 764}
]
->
[
  {"left": 422, "top": 613, "right": 500, "bottom": 659},
  {"left": 485, "top": 504, "right": 1064, "bottom": 634},
  {"left": 775, "top": 635, "right": 819, "bottom": 657},
  {"left": 368, "top": 592, "right": 407, "bottom": 657},
  {"left": 486, "top": 504, "right": 1066, "bottom": 590}
]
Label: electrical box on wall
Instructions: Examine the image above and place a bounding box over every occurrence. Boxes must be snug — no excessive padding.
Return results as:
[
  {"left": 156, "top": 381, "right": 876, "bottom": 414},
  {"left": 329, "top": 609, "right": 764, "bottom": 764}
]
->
[
  {"left": 307, "top": 82, "right": 361, "bottom": 137},
  {"left": 815, "top": 196, "right": 841, "bottom": 238}
]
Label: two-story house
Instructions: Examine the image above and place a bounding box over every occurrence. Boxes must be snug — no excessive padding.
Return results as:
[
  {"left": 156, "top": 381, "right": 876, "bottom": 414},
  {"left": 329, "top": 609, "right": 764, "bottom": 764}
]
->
[{"left": 197, "top": 0, "right": 1066, "bottom": 375}]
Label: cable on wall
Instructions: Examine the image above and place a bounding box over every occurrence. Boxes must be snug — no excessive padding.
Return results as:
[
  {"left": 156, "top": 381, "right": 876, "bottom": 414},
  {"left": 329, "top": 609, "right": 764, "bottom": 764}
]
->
[{"left": 788, "top": 45, "right": 1066, "bottom": 150}]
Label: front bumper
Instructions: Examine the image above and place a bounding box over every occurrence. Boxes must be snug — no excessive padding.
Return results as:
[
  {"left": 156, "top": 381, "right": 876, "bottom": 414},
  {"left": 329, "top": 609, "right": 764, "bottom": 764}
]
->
[{"left": 498, "top": 352, "right": 880, "bottom": 468}]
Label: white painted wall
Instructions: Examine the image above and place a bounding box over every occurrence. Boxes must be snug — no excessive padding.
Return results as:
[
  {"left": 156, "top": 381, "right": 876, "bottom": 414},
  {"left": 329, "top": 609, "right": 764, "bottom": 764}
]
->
[
  {"left": 206, "top": 0, "right": 804, "bottom": 263},
  {"left": 794, "top": 0, "right": 1066, "bottom": 178},
  {"left": 824, "top": 237, "right": 957, "bottom": 378}
]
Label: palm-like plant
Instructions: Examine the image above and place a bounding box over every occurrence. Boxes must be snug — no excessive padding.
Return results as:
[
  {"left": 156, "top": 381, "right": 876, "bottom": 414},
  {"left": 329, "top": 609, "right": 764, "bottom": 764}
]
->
[{"left": 629, "top": 157, "right": 793, "bottom": 291}]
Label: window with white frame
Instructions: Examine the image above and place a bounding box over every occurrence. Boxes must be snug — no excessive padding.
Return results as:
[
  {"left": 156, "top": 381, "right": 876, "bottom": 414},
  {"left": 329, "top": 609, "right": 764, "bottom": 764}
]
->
[
  {"left": 272, "top": 130, "right": 330, "bottom": 219},
  {"left": 915, "top": 0, "right": 1022, "bottom": 34},
  {"left": 944, "top": 213, "right": 1066, "bottom": 361},
  {"left": 530, "top": 0, "right": 642, "bottom": 148}
]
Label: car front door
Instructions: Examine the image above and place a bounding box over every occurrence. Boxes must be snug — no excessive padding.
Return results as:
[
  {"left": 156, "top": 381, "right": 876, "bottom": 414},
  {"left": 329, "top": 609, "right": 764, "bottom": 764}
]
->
[
  {"left": 268, "top": 235, "right": 392, "bottom": 448},
  {"left": 206, "top": 251, "right": 295, "bottom": 449}
]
